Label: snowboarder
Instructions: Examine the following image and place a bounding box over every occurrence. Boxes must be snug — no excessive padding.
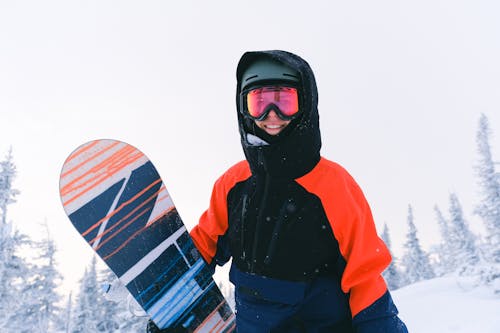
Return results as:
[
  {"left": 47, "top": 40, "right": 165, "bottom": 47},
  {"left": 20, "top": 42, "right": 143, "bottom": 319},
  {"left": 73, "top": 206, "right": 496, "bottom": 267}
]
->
[{"left": 148, "top": 50, "right": 409, "bottom": 332}]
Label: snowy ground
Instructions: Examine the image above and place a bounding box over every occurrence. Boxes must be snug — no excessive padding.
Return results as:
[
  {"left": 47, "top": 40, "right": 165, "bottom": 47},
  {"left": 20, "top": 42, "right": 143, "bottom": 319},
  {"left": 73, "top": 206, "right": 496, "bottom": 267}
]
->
[{"left": 393, "top": 276, "right": 500, "bottom": 333}]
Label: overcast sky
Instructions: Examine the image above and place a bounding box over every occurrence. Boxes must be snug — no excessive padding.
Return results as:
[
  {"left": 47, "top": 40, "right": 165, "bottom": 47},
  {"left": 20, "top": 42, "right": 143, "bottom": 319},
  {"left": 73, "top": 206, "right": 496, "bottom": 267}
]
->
[{"left": 1, "top": 0, "right": 499, "bottom": 293}]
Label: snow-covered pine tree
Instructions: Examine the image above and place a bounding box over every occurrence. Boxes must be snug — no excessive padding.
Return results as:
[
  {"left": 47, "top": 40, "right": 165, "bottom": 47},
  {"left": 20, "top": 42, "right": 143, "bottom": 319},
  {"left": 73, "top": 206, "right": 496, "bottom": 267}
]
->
[
  {"left": 474, "top": 114, "right": 500, "bottom": 262},
  {"left": 71, "top": 256, "right": 104, "bottom": 333},
  {"left": 434, "top": 205, "right": 455, "bottom": 275},
  {"left": 0, "top": 223, "right": 31, "bottom": 331},
  {"left": 97, "top": 269, "right": 121, "bottom": 332},
  {"left": 472, "top": 115, "right": 500, "bottom": 291},
  {"left": 0, "top": 149, "right": 31, "bottom": 332},
  {"left": 447, "top": 193, "right": 480, "bottom": 276},
  {"left": 72, "top": 257, "right": 148, "bottom": 333},
  {"left": 380, "top": 223, "right": 404, "bottom": 290},
  {"left": 100, "top": 269, "right": 148, "bottom": 332},
  {"left": 118, "top": 312, "right": 149, "bottom": 333},
  {"left": 64, "top": 292, "right": 73, "bottom": 333},
  {"left": 29, "top": 223, "right": 64, "bottom": 332},
  {"left": 0, "top": 148, "right": 20, "bottom": 225},
  {"left": 11, "top": 223, "right": 63, "bottom": 333},
  {"left": 401, "top": 205, "right": 435, "bottom": 284}
]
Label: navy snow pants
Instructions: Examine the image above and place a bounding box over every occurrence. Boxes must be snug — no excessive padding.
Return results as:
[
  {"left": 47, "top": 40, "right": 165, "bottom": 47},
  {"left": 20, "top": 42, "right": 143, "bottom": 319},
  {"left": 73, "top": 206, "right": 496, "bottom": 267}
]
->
[{"left": 230, "top": 266, "right": 354, "bottom": 333}]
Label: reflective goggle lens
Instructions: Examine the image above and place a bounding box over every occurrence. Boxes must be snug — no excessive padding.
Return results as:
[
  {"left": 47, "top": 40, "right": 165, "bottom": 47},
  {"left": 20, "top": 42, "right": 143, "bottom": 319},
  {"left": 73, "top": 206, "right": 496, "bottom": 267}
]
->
[{"left": 246, "top": 86, "right": 299, "bottom": 120}]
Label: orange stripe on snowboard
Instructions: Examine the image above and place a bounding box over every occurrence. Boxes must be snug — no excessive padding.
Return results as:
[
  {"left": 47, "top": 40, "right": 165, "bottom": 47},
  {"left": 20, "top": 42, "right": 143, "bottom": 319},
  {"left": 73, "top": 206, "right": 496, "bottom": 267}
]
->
[
  {"left": 82, "top": 178, "right": 163, "bottom": 238},
  {"left": 194, "top": 300, "right": 236, "bottom": 333},
  {"left": 61, "top": 140, "right": 120, "bottom": 179},
  {"left": 61, "top": 144, "right": 137, "bottom": 196},
  {"left": 102, "top": 205, "right": 176, "bottom": 261},
  {"left": 88, "top": 187, "right": 169, "bottom": 247},
  {"left": 61, "top": 145, "right": 144, "bottom": 206}
]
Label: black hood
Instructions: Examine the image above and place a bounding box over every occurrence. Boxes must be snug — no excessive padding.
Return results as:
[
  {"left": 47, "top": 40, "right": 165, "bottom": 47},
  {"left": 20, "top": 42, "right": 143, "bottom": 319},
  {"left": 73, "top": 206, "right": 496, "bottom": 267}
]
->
[{"left": 236, "top": 50, "right": 321, "bottom": 179}]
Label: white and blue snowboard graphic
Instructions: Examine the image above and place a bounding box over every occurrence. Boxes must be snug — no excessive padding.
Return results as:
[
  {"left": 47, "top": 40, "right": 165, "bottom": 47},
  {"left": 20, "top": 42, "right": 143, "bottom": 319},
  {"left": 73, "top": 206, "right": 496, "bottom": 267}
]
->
[{"left": 59, "top": 139, "right": 235, "bottom": 332}]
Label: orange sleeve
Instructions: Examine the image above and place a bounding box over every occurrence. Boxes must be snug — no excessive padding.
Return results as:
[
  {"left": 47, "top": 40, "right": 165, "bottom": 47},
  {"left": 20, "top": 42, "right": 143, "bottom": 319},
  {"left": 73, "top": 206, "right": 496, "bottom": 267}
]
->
[
  {"left": 297, "top": 158, "right": 391, "bottom": 317},
  {"left": 190, "top": 161, "right": 252, "bottom": 265}
]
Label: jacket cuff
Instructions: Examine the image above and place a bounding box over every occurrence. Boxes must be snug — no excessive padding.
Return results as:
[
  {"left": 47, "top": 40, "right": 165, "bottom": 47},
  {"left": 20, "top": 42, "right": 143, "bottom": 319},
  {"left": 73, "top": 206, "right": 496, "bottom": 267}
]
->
[{"left": 352, "top": 291, "right": 408, "bottom": 333}]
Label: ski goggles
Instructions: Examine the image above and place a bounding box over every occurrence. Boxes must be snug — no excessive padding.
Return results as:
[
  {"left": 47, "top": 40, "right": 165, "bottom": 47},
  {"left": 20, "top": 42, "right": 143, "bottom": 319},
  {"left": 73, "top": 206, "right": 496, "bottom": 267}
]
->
[{"left": 240, "top": 86, "right": 300, "bottom": 121}]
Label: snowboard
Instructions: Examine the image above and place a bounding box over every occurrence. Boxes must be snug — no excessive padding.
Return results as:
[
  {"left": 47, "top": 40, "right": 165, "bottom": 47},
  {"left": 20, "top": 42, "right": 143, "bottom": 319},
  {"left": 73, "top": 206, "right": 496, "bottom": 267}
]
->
[{"left": 59, "top": 139, "right": 235, "bottom": 332}]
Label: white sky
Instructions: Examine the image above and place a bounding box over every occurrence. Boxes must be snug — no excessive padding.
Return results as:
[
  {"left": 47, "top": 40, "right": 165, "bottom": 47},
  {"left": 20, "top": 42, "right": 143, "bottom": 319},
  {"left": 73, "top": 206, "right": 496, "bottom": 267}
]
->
[{"left": 1, "top": 0, "right": 499, "bottom": 294}]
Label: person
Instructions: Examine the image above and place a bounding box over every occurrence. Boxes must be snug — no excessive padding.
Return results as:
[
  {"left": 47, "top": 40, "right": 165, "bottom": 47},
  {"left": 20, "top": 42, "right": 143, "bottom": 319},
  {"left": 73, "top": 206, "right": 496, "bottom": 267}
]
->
[{"left": 148, "top": 50, "right": 408, "bottom": 332}]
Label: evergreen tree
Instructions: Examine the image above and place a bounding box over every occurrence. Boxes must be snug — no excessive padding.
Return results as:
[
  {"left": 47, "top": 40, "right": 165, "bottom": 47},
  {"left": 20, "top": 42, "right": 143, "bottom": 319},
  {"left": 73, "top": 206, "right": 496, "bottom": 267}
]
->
[
  {"left": 0, "top": 148, "right": 20, "bottom": 225},
  {"left": 101, "top": 269, "right": 148, "bottom": 332},
  {"left": 98, "top": 269, "right": 123, "bottom": 332},
  {"left": 472, "top": 116, "right": 500, "bottom": 290},
  {"left": 401, "top": 205, "right": 435, "bottom": 284},
  {"left": 434, "top": 205, "right": 454, "bottom": 275},
  {"left": 474, "top": 113, "right": 500, "bottom": 262},
  {"left": 71, "top": 257, "right": 148, "bottom": 332},
  {"left": 72, "top": 256, "right": 103, "bottom": 333},
  {"left": 64, "top": 292, "right": 73, "bottom": 333},
  {"left": 380, "top": 223, "right": 404, "bottom": 290},
  {"left": 34, "top": 224, "right": 64, "bottom": 332},
  {"left": 447, "top": 193, "right": 480, "bottom": 275},
  {"left": 0, "top": 223, "right": 30, "bottom": 331},
  {"left": 119, "top": 313, "right": 149, "bottom": 333},
  {"left": 117, "top": 303, "right": 149, "bottom": 332},
  {"left": 11, "top": 224, "right": 63, "bottom": 333},
  {"left": 0, "top": 150, "right": 30, "bottom": 331}
]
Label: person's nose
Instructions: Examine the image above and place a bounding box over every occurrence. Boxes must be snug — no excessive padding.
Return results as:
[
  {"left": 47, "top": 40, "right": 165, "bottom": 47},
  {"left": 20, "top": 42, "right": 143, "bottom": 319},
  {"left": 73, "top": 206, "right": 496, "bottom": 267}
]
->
[{"left": 265, "top": 109, "right": 280, "bottom": 120}]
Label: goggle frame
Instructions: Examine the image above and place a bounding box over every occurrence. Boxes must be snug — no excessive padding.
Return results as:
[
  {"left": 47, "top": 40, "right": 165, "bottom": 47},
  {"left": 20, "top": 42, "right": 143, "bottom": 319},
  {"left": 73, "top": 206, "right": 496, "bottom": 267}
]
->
[{"left": 240, "top": 84, "right": 302, "bottom": 121}]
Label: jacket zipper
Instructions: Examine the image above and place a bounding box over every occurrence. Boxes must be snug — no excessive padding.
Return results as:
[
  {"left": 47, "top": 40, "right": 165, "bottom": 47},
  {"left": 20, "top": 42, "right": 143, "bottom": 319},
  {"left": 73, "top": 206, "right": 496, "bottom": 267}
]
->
[
  {"left": 263, "top": 199, "right": 291, "bottom": 265},
  {"left": 239, "top": 194, "right": 248, "bottom": 261},
  {"left": 250, "top": 173, "right": 270, "bottom": 273}
]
